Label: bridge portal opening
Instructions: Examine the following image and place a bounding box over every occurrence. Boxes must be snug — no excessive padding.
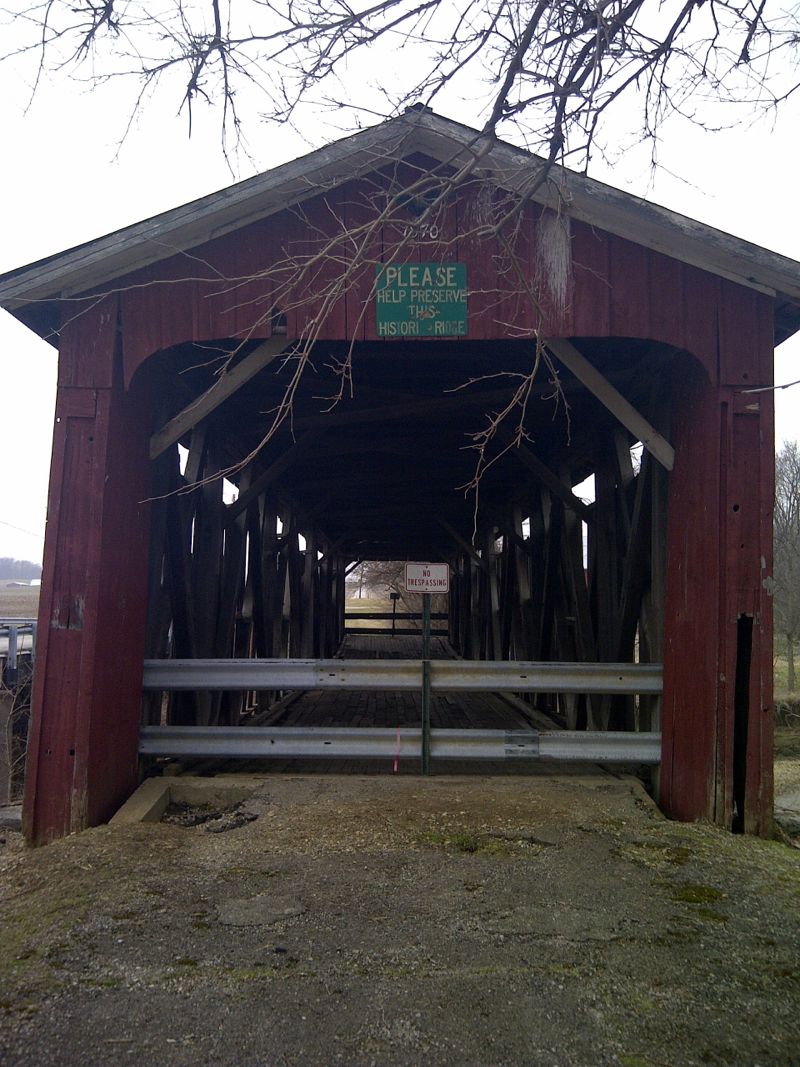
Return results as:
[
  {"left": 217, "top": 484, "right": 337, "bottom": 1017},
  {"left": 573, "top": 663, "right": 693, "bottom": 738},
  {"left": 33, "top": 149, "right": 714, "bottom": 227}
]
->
[{"left": 140, "top": 335, "right": 671, "bottom": 772}]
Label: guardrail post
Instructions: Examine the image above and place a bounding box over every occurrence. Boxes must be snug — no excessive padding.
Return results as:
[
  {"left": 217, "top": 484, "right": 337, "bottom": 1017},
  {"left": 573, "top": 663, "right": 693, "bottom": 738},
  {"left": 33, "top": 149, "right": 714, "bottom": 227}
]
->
[
  {"left": 5, "top": 625, "right": 18, "bottom": 686},
  {"left": 421, "top": 593, "right": 431, "bottom": 774}
]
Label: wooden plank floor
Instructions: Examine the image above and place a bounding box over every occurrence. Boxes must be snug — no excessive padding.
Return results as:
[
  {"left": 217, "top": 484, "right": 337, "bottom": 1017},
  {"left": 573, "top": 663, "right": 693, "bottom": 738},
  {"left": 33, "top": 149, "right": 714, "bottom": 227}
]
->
[{"left": 266, "top": 634, "right": 533, "bottom": 731}]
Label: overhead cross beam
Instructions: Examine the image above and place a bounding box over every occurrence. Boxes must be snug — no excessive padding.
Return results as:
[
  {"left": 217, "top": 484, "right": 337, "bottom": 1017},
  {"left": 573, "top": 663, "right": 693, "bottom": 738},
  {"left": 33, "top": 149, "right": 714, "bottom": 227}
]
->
[
  {"left": 293, "top": 388, "right": 530, "bottom": 430},
  {"left": 544, "top": 338, "right": 675, "bottom": 471},
  {"left": 150, "top": 336, "right": 294, "bottom": 460}
]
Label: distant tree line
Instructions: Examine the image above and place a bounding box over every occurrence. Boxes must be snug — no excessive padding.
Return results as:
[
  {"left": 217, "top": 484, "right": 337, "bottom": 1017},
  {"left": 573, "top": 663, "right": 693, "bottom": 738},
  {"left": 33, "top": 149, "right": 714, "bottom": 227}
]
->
[{"left": 0, "top": 558, "right": 42, "bottom": 580}]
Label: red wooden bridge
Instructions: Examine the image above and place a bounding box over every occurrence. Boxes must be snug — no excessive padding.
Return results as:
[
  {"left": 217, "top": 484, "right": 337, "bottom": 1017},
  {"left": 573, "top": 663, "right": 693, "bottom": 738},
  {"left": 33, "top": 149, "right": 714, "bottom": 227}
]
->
[{"left": 0, "top": 108, "right": 796, "bottom": 842}]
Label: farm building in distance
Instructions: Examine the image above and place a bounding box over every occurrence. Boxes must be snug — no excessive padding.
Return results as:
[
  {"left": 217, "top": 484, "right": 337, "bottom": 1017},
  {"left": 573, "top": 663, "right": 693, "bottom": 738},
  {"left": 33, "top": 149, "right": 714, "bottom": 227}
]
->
[{"left": 1, "top": 108, "right": 799, "bottom": 844}]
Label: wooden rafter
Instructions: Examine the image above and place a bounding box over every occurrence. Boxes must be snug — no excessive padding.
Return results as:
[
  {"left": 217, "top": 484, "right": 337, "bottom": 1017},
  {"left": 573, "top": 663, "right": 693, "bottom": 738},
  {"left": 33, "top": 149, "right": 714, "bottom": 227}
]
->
[
  {"left": 545, "top": 338, "right": 675, "bottom": 471},
  {"left": 294, "top": 388, "right": 529, "bottom": 430},
  {"left": 150, "top": 336, "right": 293, "bottom": 460}
]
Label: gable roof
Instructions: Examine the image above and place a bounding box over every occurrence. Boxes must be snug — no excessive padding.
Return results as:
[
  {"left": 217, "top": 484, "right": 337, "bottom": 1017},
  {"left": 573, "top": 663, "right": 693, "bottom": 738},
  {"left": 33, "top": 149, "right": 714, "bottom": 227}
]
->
[{"left": 3, "top": 106, "right": 800, "bottom": 343}]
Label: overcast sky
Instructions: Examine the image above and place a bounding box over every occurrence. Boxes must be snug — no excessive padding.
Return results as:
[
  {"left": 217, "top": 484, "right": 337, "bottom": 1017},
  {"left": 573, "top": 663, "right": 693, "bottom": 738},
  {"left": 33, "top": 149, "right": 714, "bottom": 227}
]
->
[{"left": 1, "top": 53, "right": 799, "bottom": 565}]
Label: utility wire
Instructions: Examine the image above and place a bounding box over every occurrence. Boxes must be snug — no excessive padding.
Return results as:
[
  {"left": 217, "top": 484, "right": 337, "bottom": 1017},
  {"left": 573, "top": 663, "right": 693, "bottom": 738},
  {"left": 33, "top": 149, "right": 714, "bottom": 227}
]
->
[{"left": 0, "top": 518, "right": 44, "bottom": 539}]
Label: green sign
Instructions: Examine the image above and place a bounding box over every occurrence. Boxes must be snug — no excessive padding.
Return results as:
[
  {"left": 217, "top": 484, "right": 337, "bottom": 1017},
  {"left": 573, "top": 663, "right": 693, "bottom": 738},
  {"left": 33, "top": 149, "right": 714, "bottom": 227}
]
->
[{"left": 376, "top": 263, "right": 468, "bottom": 338}]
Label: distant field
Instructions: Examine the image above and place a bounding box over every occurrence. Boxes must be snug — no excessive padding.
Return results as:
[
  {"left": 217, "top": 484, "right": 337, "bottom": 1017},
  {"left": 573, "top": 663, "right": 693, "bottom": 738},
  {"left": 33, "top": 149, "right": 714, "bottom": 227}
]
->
[
  {"left": 345, "top": 598, "right": 393, "bottom": 613},
  {"left": 345, "top": 597, "right": 408, "bottom": 630},
  {"left": 0, "top": 586, "right": 40, "bottom": 619}
]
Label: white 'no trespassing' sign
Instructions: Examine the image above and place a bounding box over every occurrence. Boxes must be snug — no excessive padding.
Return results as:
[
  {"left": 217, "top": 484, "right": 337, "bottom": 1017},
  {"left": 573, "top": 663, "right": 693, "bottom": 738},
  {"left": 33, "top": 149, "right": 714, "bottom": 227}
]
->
[{"left": 404, "top": 563, "right": 450, "bottom": 593}]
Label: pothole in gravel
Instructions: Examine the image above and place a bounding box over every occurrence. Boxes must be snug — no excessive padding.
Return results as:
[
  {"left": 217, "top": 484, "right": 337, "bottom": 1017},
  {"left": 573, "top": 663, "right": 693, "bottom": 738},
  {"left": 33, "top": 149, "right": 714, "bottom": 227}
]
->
[{"left": 161, "top": 801, "right": 259, "bottom": 833}]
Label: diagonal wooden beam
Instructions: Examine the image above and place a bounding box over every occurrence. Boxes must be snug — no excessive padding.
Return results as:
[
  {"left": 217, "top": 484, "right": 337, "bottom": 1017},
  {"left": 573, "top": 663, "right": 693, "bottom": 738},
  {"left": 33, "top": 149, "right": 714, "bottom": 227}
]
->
[
  {"left": 150, "top": 336, "right": 294, "bottom": 460},
  {"left": 437, "top": 518, "right": 485, "bottom": 567},
  {"left": 497, "top": 427, "right": 593, "bottom": 521},
  {"left": 544, "top": 338, "right": 675, "bottom": 471},
  {"left": 227, "top": 429, "right": 325, "bottom": 519}
]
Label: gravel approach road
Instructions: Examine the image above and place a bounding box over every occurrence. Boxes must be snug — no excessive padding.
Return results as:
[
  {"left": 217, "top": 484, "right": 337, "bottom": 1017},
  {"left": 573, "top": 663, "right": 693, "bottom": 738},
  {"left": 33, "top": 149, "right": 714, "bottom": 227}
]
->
[{"left": 1, "top": 772, "right": 799, "bottom": 1067}]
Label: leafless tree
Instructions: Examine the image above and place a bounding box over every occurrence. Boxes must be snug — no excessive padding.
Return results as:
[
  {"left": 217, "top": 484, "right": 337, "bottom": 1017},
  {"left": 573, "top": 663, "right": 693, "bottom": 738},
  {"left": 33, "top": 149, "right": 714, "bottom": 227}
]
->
[
  {"left": 3, "top": 1, "right": 798, "bottom": 169},
  {"left": 3, "top": 1, "right": 798, "bottom": 519},
  {"left": 347, "top": 561, "right": 448, "bottom": 616},
  {"left": 775, "top": 441, "right": 800, "bottom": 691}
]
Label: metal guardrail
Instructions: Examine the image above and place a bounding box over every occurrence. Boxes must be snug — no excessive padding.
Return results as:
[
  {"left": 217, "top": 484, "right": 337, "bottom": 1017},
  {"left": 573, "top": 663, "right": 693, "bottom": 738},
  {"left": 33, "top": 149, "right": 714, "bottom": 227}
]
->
[
  {"left": 344, "top": 609, "right": 448, "bottom": 637},
  {"left": 0, "top": 619, "right": 37, "bottom": 686},
  {"left": 344, "top": 612, "right": 449, "bottom": 621},
  {"left": 140, "top": 657, "right": 663, "bottom": 765},
  {"left": 142, "top": 658, "right": 663, "bottom": 695},
  {"left": 345, "top": 628, "right": 450, "bottom": 637},
  {"left": 139, "top": 726, "right": 662, "bottom": 763}
]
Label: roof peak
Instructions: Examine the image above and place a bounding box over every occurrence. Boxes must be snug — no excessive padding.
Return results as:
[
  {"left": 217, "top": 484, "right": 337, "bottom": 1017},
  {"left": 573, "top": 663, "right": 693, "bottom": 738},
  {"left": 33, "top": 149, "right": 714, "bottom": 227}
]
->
[{"left": 1, "top": 107, "right": 800, "bottom": 343}]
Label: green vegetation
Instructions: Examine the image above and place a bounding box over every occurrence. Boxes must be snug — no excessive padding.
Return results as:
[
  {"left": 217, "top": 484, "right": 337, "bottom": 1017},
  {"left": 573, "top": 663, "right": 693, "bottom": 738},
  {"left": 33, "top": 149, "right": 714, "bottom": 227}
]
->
[
  {"left": 670, "top": 884, "right": 724, "bottom": 905},
  {"left": 417, "top": 830, "right": 515, "bottom": 855},
  {"left": 417, "top": 829, "right": 548, "bottom": 856}
]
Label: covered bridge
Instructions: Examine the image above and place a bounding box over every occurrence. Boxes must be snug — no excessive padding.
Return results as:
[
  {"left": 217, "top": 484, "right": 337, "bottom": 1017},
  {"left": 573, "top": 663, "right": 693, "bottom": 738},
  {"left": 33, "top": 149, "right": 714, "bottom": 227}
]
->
[{"left": 2, "top": 109, "right": 799, "bottom": 844}]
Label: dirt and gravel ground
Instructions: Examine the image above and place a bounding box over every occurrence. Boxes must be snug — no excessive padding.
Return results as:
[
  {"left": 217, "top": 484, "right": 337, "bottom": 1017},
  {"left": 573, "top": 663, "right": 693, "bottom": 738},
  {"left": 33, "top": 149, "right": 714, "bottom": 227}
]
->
[{"left": 1, "top": 771, "right": 799, "bottom": 1067}]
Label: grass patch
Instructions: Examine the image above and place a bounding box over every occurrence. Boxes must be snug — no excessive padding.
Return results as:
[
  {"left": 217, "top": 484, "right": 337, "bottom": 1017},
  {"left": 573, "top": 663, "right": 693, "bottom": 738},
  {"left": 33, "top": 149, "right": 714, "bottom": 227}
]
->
[
  {"left": 417, "top": 829, "right": 549, "bottom": 856},
  {"left": 774, "top": 726, "right": 800, "bottom": 759},
  {"left": 418, "top": 830, "right": 515, "bottom": 855},
  {"left": 670, "top": 884, "right": 725, "bottom": 906},
  {"left": 695, "top": 908, "right": 729, "bottom": 923},
  {"left": 614, "top": 842, "right": 692, "bottom": 868}
]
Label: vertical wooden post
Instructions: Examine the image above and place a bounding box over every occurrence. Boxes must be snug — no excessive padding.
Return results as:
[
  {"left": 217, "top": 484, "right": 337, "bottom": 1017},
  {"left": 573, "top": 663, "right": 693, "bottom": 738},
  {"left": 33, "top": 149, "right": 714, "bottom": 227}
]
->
[
  {"left": 24, "top": 298, "right": 152, "bottom": 843},
  {"left": 661, "top": 356, "right": 773, "bottom": 833}
]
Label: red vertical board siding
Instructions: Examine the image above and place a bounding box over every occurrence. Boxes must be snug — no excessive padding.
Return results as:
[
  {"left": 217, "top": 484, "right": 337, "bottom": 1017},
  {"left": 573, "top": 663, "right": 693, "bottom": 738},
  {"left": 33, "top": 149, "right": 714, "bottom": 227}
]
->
[
  {"left": 681, "top": 265, "right": 720, "bottom": 383},
  {"left": 456, "top": 184, "right": 500, "bottom": 340},
  {"left": 749, "top": 384, "right": 775, "bottom": 834},
  {"left": 661, "top": 357, "right": 720, "bottom": 823},
  {"left": 608, "top": 235, "right": 651, "bottom": 340},
  {"left": 23, "top": 386, "right": 98, "bottom": 842},
  {"left": 454, "top": 186, "right": 503, "bottom": 340},
  {"left": 121, "top": 257, "right": 211, "bottom": 382},
  {"left": 717, "top": 283, "right": 775, "bottom": 389},
  {"left": 120, "top": 214, "right": 297, "bottom": 386},
  {"left": 726, "top": 390, "right": 774, "bottom": 834},
  {"left": 203, "top": 216, "right": 276, "bottom": 341},
  {"left": 23, "top": 308, "right": 151, "bottom": 843},
  {"left": 717, "top": 284, "right": 760, "bottom": 386},
  {"left": 342, "top": 178, "right": 385, "bottom": 343},
  {"left": 115, "top": 169, "right": 768, "bottom": 387},
  {"left": 58, "top": 292, "right": 118, "bottom": 389},
  {"left": 510, "top": 202, "right": 542, "bottom": 337},
  {"left": 285, "top": 191, "right": 348, "bottom": 339},
  {"left": 571, "top": 221, "right": 610, "bottom": 337},
  {"left": 647, "top": 250, "right": 685, "bottom": 351},
  {"left": 662, "top": 327, "right": 774, "bottom": 830},
  {"left": 85, "top": 369, "right": 152, "bottom": 827}
]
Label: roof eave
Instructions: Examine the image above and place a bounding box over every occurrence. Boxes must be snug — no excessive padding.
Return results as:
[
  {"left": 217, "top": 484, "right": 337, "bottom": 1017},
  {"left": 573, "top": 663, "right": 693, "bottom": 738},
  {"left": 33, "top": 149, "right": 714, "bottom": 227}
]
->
[{"left": 1, "top": 108, "right": 800, "bottom": 344}]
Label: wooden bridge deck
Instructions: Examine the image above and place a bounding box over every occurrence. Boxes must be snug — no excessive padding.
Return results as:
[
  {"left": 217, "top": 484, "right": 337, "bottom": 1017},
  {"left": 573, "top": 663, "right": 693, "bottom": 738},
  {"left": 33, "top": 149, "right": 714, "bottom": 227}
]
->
[{"left": 262, "top": 634, "right": 542, "bottom": 732}]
